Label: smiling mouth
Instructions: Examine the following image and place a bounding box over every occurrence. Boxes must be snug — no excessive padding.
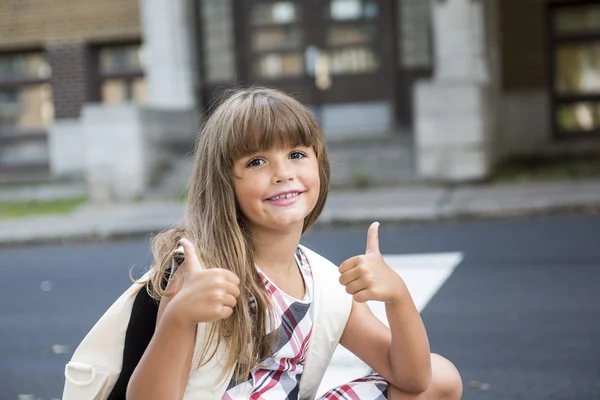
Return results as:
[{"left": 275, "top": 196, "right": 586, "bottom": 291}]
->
[{"left": 267, "top": 192, "right": 302, "bottom": 201}]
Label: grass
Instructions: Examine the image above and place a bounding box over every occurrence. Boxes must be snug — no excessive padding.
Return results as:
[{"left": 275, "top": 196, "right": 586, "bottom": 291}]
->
[
  {"left": 489, "top": 155, "right": 600, "bottom": 184},
  {"left": 0, "top": 198, "right": 86, "bottom": 220}
]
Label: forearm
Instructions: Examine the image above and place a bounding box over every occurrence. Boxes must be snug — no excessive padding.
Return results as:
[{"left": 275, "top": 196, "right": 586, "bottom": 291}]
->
[
  {"left": 385, "top": 285, "right": 431, "bottom": 393},
  {"left": 127, "top": 312, "right": 196, "bottom": 400}
]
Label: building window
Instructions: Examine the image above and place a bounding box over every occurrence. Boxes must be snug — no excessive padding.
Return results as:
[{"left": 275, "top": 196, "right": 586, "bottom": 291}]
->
[
  {"left": 0, "top": 52, "right": 54, "bottom": 134},
  {"left": 96, "top": 43, "right": 146, "bottom": 105},
  {"left": 0, "top": 51, "right": 53, "bottom": 168},
  {"left": 550, "top": 2, "right": 600, "bottom": 137},
  {"left": 399, "top": 0, "right": 432, "bottom": 69}
]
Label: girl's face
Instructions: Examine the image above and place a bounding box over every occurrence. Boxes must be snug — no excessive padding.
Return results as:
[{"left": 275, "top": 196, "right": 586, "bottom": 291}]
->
[{"left": 232, "top": 144, "right": 320, "bottom": 234}]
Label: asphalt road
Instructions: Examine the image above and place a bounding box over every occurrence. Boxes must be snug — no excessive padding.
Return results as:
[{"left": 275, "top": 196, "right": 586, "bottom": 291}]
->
[{"left": 1, "top": 214, "right": 599, "bottom": 400}]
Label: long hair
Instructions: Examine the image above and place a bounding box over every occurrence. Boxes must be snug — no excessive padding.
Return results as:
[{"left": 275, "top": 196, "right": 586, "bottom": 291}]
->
[{"left": 146, "top": 87, "right": 330, "bottom": 382}]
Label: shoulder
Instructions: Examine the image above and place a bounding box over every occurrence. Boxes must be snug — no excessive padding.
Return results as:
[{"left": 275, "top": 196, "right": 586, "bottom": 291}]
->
[
  {"left": 298, "top": 244, "right": 349, "bottom": 296},
  {"left": 298, "top": 245, "right": 340, "bottom": 280},
  {"left": 298, "top": 245, "right": 338, "bottom": 271},
  {"left": 298, "top": 245, "right": 353, "bottom": 340}
]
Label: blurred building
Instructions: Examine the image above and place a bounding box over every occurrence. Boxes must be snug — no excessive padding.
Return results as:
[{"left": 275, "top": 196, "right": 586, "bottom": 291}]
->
[{"left": 0, "top": 0, "right": 599, "bottom": 199}]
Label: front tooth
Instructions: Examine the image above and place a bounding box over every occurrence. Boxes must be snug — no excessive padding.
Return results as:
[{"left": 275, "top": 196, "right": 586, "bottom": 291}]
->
[{"left": 285, "top": 193, "right": 293, "bottom": 199}]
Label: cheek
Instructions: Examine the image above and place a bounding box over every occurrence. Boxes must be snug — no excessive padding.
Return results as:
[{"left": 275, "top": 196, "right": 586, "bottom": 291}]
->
[
  {"left": 305, "top": 163, "right": 321, "bottom": 202},
  {"left": 234, "top": 180, "right": 263, "bottom": 215}
]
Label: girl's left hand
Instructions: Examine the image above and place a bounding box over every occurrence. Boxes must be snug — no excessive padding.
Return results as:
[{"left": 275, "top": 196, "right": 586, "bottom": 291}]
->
[{"left": 338, "top": 222, "right": 407, "bottom": 304}]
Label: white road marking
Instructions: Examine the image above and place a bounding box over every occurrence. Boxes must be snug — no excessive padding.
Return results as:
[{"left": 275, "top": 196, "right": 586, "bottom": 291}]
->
[{"left": 318, "top": 252, "right": 464, "bottom": 396}]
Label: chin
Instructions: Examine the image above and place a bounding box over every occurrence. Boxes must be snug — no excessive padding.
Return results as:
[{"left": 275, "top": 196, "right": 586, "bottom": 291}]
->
[{"left": 273, "top": 216, "right": 306, "bottom": 230}]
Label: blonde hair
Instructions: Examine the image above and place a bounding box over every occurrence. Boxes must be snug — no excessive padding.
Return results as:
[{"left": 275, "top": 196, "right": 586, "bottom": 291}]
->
[{"left": 146, "top": 87, "right": 330, "bottom": 382}]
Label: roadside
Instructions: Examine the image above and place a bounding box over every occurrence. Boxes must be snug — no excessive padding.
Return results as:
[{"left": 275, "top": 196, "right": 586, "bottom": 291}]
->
[
  {"left": 0, "top": 177, "right": 599, "bottom": 246},
  {"left": 488, "top": 154, "right": 600, "bottom": 184}
]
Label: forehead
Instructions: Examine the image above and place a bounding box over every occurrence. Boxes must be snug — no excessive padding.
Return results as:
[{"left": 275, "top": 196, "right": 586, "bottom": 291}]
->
[
  {"left": 228, "top": 111, "right": 318, "bottom": 162},
  {"left": 236, "top": 130, "right": 306, "bottom": 155}
]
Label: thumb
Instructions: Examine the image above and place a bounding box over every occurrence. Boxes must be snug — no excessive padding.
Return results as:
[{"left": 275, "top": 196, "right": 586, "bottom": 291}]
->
[
  {"left": 365, "top": 222, "right": 380, "bottom": 254},
  {"left": 177, "top": 238, "right": 203, "bottom": 272}
]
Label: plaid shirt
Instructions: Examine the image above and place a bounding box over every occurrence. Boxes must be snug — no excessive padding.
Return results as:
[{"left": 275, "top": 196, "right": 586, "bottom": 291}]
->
[
  {"left": 223, "top": 247, "right": 314, "bottom": 400},
  {"left": 222, "top": 248, "right": 389, "bottom": 400}
]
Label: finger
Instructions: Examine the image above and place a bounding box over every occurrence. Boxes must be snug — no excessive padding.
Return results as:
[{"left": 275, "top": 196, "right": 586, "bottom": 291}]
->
[
  {"left": 353, "top": 290, "right": 373, "bottom": 303},
  {"left": 221, "top": 269, "right": 241, "bottom": 286},
  {"left": 223, "top": 281, "right": 241, "bottom": 298},
  {"left": 338, "top": 255, "right": 361, "bottom": 274},
  {"left": 345, "top": 278, "right": 367, "bottom": 295},
  {"left": 339, "top": 266, "right": 362, "bottom": 286},
  {"left": 217, "top": 305, "right": 234, "bottom": 320},
  {"left": 365, "top": 222, "right": 380, "bottom": 254},
  {"left": 178, "top": 238, "right": 203, "bottom": 272},
  {"left": 222, "top": 293, "right": 238, "bottom": 308}
]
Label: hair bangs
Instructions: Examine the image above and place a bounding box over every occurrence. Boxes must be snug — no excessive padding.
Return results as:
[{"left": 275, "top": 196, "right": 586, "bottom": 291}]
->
[{"left": 226, "top": 91, "right": 320, "bottom": 164}]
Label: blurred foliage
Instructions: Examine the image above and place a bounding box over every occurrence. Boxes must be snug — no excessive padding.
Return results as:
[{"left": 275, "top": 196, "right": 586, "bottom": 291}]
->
[
  {"left": 489, "top": 155, "right": 600, "bottom": 183},
  {"left": 353, "top": 168, "right": 371, "bottom": 189},
  {"left": 0, "top": 198, "right": 85, "bottom": 219}
]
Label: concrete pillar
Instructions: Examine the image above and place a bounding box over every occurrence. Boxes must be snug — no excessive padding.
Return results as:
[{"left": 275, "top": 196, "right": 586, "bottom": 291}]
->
[
  {"left": 433, "top": 0, "right": 488, "bottom": 82},
  {"left": 82, "top": 105, "right": 149, "bottom": 201},
  {"left": 81, "top": 104, "right": 171, "bottom": 201},
  {"left": 48, "top": 119, "right": 85, "bottom": 179},
  {"left": 140, "top": 0, "right": 195, "bottom": 109},
  {"left": 414, "top": 0, "right": 495, "bottom": 182}
]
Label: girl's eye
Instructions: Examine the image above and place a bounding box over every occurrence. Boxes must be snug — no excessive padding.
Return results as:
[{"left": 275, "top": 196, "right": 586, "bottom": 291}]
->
[
  {"left": 290, "top": 151, "right": 307, "bottom": 160},
  {"left": 246, "top": 158, "right": 264, "bottom": 168}
]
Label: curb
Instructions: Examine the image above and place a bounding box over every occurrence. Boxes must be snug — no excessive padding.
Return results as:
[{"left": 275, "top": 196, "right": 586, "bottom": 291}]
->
[
  {"left": 2, "top": 202, "right": 599, "bottom": 247},
  {"left": 319, "top": 202, "right": 600, "bottom": 226}
]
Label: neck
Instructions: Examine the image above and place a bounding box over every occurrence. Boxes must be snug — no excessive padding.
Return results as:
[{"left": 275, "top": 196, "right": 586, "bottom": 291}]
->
[{"left": 252, "top": 225, "right": 303, "bottom": 274}]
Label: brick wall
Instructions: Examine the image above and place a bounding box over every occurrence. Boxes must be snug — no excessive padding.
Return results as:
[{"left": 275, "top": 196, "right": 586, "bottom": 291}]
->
[
  {"left": 0, "top": 0, "right": 142, "bottom": 120},
  {"left": 46, "top": 42, "right": 90, "bottom": 119},
  {"left": 0, "top": 0, "right": 141, "bottom": 50}
]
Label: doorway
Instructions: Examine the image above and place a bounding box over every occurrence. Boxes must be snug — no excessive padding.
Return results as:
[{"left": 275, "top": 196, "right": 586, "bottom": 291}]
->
[{"left": 236, "top": 0, "right": 396, "bottom": 136}]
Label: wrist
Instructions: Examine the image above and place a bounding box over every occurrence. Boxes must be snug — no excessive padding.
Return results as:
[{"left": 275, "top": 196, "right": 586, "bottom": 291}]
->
[
  {"left": 385, "top": 279, "right": 410, "bottom": 306},
  {"left": 162, "top": 300, "right": 197, "bottom": 331}
]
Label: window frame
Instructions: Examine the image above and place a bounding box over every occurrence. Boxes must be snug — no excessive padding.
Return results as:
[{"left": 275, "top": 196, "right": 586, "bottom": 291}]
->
[
  {"left": 0, "top": 48, "right": 51, "bottom": 138},
  {"left": 90, "top": 40, "right": 145, "bottom": 104},
  {"left": 548, "top": 0, "right": 600, "bottom": 140},
  {"left": 0, "top": 48, "right": 53, "bottom": 173}
]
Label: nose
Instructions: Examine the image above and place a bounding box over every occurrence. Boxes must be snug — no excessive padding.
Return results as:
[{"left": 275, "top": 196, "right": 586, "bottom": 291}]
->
[{"left": 272, "top": 160, "right": 294, "bottom": 184}]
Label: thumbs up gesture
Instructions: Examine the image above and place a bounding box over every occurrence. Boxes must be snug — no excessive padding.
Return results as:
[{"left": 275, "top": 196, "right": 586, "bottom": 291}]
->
[
  {"left": 339, "top": 222, "right": 406, "bottom": 304},
  {"left": 165, "top": 238, "right": 241, "bottom": 326}
]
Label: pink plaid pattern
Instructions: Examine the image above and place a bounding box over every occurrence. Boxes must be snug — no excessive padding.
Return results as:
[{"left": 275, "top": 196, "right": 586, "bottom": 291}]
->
[
  {"left": 223, "top": 248, "right": 389, "bottom": 400},
  {"left": 224, "top": 248, "right": 313, "bottom": 399},
  {"left": 318, "top": 372, "right": 388, "bottom": 400}
]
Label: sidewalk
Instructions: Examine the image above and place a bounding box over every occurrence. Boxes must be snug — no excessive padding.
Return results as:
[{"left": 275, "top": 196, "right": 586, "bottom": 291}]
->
[{"left": 0, "top": 179, "right": 599, "bottom": 245}]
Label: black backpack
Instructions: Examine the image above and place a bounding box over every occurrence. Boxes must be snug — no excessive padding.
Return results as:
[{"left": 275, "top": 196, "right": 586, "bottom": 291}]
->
[
  {"left": 107, "top": 252, "right": 180, "bottom": 400},
  {"left": 106, "top": 281, "right": 161, "bottom": 400}
]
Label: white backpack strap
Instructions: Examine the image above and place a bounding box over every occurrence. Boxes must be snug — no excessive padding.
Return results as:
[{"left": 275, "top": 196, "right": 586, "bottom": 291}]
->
[
  {"left": 183, "top": 323, "right": 235, "bottom": 399},
  {"left": 298, "top": 245, "right": 353, "bottom": 400},
  {"left": 63, "top": 272, "right": 151, "bottom": 400}
]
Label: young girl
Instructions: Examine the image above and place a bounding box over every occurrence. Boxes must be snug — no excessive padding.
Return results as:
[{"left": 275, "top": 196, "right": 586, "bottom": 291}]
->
[{"left": 126, "top": 87, "right": 462, "bottom": 400}]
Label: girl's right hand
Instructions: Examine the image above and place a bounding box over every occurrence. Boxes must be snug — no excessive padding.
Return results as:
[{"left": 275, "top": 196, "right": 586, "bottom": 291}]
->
[{"left": 165, "top": 238, "right": 241, "bottom": 326}]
